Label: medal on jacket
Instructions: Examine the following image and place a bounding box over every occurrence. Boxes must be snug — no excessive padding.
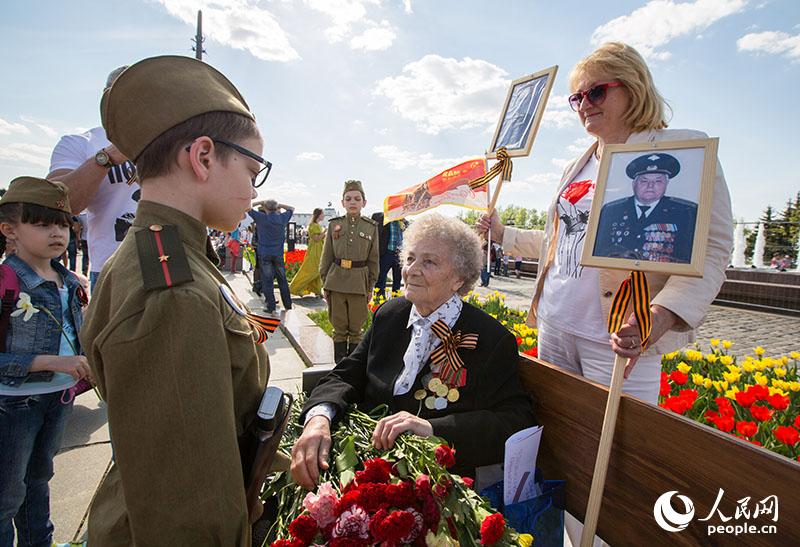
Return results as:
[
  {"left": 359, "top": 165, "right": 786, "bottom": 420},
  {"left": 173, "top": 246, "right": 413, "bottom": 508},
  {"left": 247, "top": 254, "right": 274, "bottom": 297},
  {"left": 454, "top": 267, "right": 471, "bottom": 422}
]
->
[
  {"left": 413, "top": 320, "right": 478, "bottom": 411},
  {"left": 219, "top": 284, "right": 281, "bottom": 344}
]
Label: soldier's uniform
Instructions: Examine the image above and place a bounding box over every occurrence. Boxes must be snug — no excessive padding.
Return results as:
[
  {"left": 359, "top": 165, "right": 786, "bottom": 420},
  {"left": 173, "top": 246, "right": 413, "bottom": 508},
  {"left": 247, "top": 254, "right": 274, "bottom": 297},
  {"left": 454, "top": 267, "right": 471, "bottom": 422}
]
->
[
  {"left": 593, "top": 153, "right": 697, "bottom": 263},
  {"left": 319, "top": 180, "right": 379, "bottom": 361},
  {"left": 80, "top": 56, "right": 286, "bottom": 546}
]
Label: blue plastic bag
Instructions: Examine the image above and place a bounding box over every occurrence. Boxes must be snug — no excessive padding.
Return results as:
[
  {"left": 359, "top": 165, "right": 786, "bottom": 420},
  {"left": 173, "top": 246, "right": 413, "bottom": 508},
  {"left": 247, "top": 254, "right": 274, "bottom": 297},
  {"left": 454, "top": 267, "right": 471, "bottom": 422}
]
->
[{"left": 481, "top": 469, "right": 565, "bottom": 547}]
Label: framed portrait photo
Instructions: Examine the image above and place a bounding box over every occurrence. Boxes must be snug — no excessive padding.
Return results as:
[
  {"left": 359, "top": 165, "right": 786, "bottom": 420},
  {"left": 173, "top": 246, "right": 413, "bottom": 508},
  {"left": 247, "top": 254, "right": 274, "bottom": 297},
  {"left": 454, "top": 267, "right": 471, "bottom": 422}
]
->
[
  {"left": 581, "top": 138, "right": 719, "bottom": 277},
  {"left": 487, "top": 65, "right": 558, "bottom": 159}
]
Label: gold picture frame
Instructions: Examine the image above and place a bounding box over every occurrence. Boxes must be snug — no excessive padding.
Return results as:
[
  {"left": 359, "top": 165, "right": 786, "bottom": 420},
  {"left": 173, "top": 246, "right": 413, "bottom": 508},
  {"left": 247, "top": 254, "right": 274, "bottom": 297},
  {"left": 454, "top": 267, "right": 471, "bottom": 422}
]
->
[
  {"left": 581, "top": 138, "right": 719, "bottom": 277},
  {"left": 487, "top": 65, "right": 558, "bottom": 159}
]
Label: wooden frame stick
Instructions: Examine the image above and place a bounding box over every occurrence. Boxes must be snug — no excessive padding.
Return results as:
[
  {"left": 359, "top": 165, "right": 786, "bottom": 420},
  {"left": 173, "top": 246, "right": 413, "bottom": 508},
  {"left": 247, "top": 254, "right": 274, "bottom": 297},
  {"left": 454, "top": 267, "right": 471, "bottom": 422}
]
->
[{"left": 580, "top": 353, "right": 627, "bottom": 546}]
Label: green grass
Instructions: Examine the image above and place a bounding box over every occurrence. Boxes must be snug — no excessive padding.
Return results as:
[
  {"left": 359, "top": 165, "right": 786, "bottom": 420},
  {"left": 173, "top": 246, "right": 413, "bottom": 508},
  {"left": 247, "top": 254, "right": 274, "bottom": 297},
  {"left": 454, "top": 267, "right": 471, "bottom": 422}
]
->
[{"left": 308, "top": 310, "right": 334, "bottom": 337}]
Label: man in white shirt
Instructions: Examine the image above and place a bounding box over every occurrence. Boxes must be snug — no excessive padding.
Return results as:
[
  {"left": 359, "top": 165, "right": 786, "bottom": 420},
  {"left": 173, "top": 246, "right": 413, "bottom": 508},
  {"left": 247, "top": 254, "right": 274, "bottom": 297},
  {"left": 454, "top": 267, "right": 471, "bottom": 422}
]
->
[{"left": 47, "top": 66, "right": 140, "bottom": 289}]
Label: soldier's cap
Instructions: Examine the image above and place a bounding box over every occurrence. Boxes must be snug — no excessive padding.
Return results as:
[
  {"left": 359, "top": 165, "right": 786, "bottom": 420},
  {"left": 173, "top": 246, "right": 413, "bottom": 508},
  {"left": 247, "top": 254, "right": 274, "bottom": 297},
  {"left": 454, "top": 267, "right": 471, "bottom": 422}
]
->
[
  {"left": 0, "top": 177, "right": 71, "bottom": 214},
  {"left": 343, "top": 179, "right": 365, "bottom": 198},
  {"left": 101, "top": 55, "right": 254, "bottom": 161},
  {"left": 626, "top": 153, "right": 680, "bottom": 180}
]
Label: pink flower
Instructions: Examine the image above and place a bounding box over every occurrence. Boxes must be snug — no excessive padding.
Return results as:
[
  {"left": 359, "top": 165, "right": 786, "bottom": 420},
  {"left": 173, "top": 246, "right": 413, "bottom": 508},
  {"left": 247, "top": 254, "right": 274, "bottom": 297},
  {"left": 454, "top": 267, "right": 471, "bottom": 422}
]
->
[
  {"left": 303, "top": 482, "right": 339, "bottom": 528},
  {"left": 332, "top": 506, "right": 370, "bottom": 540}
]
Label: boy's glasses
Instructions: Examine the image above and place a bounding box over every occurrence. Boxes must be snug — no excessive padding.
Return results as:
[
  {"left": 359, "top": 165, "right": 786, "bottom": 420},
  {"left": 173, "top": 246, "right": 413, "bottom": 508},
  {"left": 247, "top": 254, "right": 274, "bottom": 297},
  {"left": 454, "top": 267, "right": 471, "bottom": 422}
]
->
[
  {"left": 568, "top": 82, "right": 624, "bottom": 112},
  {"left": 185, "top": 137, "right": 273, "bottom": 188}
]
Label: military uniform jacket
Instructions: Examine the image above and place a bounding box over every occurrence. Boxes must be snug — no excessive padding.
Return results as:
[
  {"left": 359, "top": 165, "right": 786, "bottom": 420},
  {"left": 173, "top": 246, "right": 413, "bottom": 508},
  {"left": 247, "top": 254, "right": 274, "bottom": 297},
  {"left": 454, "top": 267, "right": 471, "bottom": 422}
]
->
[
  {"left": 594, "top": 195, "right": 697, "bottom": 263},
  {"left": 302, "top": 297, "right": 537, "bottom": 476},
  {"left": 319, "top": 214, "right": 379, "bottom": 295},
  {"left": 81, "top": 201, "right": 268, "bottom": 547}
]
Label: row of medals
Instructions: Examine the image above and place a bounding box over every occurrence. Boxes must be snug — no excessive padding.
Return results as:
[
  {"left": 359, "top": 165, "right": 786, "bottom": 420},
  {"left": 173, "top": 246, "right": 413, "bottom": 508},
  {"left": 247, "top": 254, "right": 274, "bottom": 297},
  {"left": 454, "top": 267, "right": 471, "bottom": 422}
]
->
[{"left": 413, "top": 374, "right": 460, "bottom": 411}]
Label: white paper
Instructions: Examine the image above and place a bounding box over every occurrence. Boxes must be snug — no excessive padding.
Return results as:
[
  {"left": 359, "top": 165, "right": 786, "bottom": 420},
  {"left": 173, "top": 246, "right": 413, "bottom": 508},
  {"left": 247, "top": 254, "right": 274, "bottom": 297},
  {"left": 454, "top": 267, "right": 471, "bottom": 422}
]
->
[{"left": 503, "top": 425, "right": 543, "bottom": 505}]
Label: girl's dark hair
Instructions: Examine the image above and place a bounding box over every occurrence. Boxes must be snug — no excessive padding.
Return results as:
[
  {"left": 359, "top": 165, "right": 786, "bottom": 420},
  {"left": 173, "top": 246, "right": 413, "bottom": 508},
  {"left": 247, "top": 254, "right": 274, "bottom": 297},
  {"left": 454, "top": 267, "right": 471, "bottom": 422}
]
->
[
  {"left": 311, "top": 208, "right": 323, "bottom": 223},
  {"left": 0, "top": 202, "right": 72, "bottom": 256}
]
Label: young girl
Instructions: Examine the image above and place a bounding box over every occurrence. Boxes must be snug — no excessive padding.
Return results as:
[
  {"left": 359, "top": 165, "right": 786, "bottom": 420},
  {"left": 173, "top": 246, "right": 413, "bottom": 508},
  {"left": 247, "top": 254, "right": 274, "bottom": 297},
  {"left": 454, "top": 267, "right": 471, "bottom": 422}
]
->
[{"left": 0, "top": 177, "right": 91, "bottom": 547}]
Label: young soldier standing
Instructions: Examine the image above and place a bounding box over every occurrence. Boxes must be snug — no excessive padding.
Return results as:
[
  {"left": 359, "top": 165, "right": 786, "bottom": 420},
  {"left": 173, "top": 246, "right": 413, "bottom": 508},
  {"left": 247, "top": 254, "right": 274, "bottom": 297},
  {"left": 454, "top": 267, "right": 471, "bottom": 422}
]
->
[
  {"left": 80, "top": 56, "right": 285, "bottom": 546},
  {"left": 319, "top": 180, "right": 379, "bottom": 362}
]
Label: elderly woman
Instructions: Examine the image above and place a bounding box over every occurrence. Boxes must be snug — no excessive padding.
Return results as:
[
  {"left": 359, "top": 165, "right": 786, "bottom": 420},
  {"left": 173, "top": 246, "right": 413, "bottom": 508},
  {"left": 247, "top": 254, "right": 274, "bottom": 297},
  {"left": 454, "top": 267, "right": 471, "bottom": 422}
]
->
[
  {"left": 291, "top": 214, "right": 536, "bottom": 489},
  {"left": 478, "top": 42, "right": 733, "bottom": 404}
]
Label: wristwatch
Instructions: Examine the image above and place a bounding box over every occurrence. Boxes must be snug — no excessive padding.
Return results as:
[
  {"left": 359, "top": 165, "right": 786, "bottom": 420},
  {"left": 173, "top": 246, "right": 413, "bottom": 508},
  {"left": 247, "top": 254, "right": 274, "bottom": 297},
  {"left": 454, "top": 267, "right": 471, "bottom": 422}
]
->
[{"left": 94, "top": 148, "right": 114, "bottom": 168}]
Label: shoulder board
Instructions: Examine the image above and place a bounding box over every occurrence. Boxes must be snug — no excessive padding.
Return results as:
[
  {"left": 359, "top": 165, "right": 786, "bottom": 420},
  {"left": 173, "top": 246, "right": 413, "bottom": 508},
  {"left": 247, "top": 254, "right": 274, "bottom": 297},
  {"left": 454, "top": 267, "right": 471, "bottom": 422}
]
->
[
  {"left": 361, "top": 216, "right": 378, "bottom": 226},
  {"left": 329, "top": 216, "right": 344, "bottom": 223},
  {"left": 666, "top": 196, "right": 697, "bottom": 208},
  {"left": 135, "top": 224, "right": 194, "bottom": 291}
]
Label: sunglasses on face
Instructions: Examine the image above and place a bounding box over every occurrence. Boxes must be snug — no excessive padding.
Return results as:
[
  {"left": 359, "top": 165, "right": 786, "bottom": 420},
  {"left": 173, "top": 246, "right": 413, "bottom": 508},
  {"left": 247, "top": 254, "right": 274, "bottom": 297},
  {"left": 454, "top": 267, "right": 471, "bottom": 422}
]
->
[
  {"left": 184, "top": 137, "right": 273, "bottom": 188},
  {"left": 568, "top": 82, "right": 624, "bottom": 112}
]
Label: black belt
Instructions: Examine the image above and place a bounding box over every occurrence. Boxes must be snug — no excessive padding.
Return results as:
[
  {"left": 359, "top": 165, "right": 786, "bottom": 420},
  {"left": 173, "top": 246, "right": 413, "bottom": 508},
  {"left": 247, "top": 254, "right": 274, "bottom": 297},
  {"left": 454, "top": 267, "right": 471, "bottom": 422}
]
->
[{"left": 336, "top": 259, "right": 367, "bottom": 269}]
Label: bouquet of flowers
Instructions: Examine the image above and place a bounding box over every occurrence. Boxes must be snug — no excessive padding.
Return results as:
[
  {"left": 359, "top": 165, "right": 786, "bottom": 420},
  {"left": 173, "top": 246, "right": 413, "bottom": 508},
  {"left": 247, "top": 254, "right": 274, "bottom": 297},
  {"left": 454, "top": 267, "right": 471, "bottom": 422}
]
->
[{"left": 263, "top": 401, "right": 527, "bottom": 547}]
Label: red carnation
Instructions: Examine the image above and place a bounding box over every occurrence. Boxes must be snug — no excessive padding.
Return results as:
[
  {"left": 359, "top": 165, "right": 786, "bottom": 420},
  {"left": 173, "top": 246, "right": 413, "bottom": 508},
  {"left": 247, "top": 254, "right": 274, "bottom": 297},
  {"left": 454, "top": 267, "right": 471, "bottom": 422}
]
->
[
  {"left": 774, "top": 425, "right": 800, "bottom": 446},
  {"left": 329, "top": 538, "right": 369, "bottom": 547},
  {"left": 420, "top": 492, "right": 440, "bottom": 527},
  {"left": 767, "top": 393, "right": 790, "bottom": 411},
  {"left": 336, "top": 490, "right": 362, "bottom": 515},
  {"left": 479, "top": 513, "right": 506, "bottom": 546},
  {"left": 368, "top": 509, "right": 389, "bottom": 541},
  {"left": 736, "top": 421, "right": 758, "bottom": 438},
  {"left": 358, "top": 483, "right": 388, "bottom": 513},
  {"left": 271, "top": 540, "right": 301, "bottom": 547},
  {"left": 432, "top": 483, "right": 448, "bottom": 498},
  {"left": 374, "top": 510, "right": 416, "bottom": 543},
  {"left": 735, "top": 390, "right": 756, "bottom": 408},
  {"left": 462, "top": 477, "right": 475, "bottom": 489},
  {"left": 434, "top": 445, "right": 456, "bottom": 468},
  {"left": 750, "top": 404, "right": 774, "bottom": 422},
  {"left": 289, "top": 515, "right": 318, "bottom": 546},
  {"left": 669, "top": 370, "right": 688, "bottom": 385},
  {"left": 356, "top": 458, "right": 392, "bottom": 484}
]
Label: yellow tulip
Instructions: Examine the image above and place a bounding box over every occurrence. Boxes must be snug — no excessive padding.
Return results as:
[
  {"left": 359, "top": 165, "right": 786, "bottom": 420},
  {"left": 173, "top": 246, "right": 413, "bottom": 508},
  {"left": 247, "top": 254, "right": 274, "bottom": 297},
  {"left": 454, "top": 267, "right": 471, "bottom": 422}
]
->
[
  {"left": 754, "top": 372, "right": 768, "bottom": 386},
  {"left": 789, "top": 382, "right": 800, "bottom": 392},
  {"left": 781, "top": 356, "right": 789, "bottom": 365},
  {"left": 722, "top": 340, "right": 732, "bottom": 349},
  {"left": 720, "top": 356, "right": 734, "bottom": 366},
  {"left": 525, "top": 337, "right": 534, "bottom": 347},
  {"left": 754, "top": 360, "right": 767, "bottom": 372},
  {"left": 725, "top": 386, "right": 740, "bottom": 400},
  {"left": 768, "top": 387, "right": 788, "bottom": 397},
  {"left": 754, "top": 346, "right": 765, "bottom": 356},
  {"left": 677, "top": 362, "right": 692, "bottom": 374},
  {"left": 723, "top": 371, "right": 740, "bottom": 384},
  {"left": 775, "top": 368, "right": 787, "bottom": 378},
  {"left": 742, "top": 361, "right": 755, "bottom": 373},
  {"left": 692, "top": 373, "right": 705, "bottom": 386},
  {"left": 712, "top": 380, "right": 728, "bottom": 393},
  {"left": 791, "top": 351, "right": 800, "bottom": 360},
  {"left": 518, "top": 535, "right": 533, "bottom": 547},
  {"left": 710, "top": 338, "right": 720, "bottom": 347},
  {"left": 703, "top": 378, "right": 713, "bottom": 389},
  {"left": 706, "top": 353, "right": 718, "bottom": 364}
]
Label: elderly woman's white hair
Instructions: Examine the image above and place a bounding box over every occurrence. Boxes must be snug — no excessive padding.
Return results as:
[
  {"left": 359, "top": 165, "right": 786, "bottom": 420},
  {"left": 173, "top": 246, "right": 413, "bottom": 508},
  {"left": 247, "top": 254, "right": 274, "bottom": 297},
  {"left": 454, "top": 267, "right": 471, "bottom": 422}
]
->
[{"left": 400, "top": 213, "right": 482, "bottom": 296}]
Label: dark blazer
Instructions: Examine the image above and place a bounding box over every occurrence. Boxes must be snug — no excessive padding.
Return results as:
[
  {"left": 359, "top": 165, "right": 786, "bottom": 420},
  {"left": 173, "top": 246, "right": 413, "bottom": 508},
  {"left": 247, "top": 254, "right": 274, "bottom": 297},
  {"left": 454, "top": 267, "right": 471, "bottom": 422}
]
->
[
  {"left": 594, "top": 195, "right": 697, "bottom": 263},
  {"left": 302, "top": 297, "right": 537, "bottom": 475},
  {"left": 371, "top": 212, "right": 390, "bottom": 257}
]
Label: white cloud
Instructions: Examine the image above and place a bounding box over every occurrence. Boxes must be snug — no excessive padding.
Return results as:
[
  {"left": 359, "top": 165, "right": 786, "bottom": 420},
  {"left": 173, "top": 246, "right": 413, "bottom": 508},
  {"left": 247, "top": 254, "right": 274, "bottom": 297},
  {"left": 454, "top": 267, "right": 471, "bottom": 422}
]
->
[
  {"left": 737, "top": 30, "right": 800, "bottom": 59},
  {"left": 19, "top": 116, "right": 57, "bottom": 138},
  {"left": 296, "top": 151, "right": 325, "bottom": 161},
  {"left": 375, "top": 54, "right": 509, "bottom": 135},
  {"left": 155, "top": 0, "right": 299, "bottom": 62},
  {"left": 540, "top": 93, "right": 578, "bottom": 129},
  {"left": 305, "top": 0, "right": 396, "bottom": 50},
  {"left": 257, "top": 179, "right": 314, "bottom": 200},
  {"left": 566, "top": 136, "right": 596, "bottom": 155},
  {"left": 591, "top": 0, "right": 747, "bottom": 61},
  {"left": 0, "top": 118, "right": 31, "bottom": 136},
  {"left": 403, "top": 0, "right": 413, "bottom": 14},
  {"left": 372, "top": 144, "right": 478, "bottom": 172},
  {"left": 506, "top": 171, "right": 561, "bottom": 192},
  {"left": 0, "top": 143, "right": 52, "bottom": 167},
  {"left": 350, "top": 20, "right": 397, "bottom": 51}
]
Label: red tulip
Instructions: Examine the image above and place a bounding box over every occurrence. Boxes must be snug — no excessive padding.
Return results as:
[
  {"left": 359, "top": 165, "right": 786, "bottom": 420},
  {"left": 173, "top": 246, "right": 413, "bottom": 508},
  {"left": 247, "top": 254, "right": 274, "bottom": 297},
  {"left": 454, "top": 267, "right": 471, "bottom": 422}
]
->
[
  {"left": 774, "top": 425, "right": 800, "bottom": 446},
  {"left": 750, "top": 404, "right": 774, "bottom": 422},
  {"left": 669, "top": 370, "right": 688, "bottom": 386},
  {"left": 735, "top": 390, "right": 756, "bottom": 408},
  {"left": 767, "top": 393, "right": 790, "bottom": 411},
  {"left": 736, "top": 421, "right": 758, "bottom": 438}
]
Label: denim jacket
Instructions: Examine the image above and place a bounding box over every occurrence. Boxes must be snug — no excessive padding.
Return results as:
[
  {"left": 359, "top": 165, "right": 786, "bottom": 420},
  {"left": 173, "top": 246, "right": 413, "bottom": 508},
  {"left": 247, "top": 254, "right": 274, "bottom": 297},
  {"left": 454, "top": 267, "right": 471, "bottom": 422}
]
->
[{"left": 0, "top": 254, "right": 84, "bottom": 387}]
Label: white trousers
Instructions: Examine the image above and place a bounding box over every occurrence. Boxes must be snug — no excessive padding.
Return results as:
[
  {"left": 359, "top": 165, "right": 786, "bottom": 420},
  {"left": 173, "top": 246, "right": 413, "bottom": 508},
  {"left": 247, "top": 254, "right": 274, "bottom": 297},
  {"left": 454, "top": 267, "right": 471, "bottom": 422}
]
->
[{"left": 537, "top": 320, "right": 662, "bottom": 405}]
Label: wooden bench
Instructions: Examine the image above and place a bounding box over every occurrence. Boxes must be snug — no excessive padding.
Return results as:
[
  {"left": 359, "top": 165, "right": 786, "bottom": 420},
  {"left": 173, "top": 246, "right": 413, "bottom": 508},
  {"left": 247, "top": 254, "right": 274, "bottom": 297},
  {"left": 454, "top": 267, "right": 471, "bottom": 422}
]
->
[{"left": 518, "top": 355, "right": 800, "bottom": 546}]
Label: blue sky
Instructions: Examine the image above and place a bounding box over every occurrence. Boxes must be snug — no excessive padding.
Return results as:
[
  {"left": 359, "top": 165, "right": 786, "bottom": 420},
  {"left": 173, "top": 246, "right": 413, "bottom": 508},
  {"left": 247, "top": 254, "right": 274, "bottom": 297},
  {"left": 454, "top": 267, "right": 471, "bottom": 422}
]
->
[{"left": 0, "top": 0, "right": 798, "bottom": 221}]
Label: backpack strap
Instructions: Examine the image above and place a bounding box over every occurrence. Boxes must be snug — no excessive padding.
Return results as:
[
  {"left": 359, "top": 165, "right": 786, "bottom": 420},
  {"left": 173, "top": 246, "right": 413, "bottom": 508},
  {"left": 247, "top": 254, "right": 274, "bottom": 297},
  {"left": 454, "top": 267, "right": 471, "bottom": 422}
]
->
[{"left": 0, "top": 264, "right": 20, "bottom": 353}]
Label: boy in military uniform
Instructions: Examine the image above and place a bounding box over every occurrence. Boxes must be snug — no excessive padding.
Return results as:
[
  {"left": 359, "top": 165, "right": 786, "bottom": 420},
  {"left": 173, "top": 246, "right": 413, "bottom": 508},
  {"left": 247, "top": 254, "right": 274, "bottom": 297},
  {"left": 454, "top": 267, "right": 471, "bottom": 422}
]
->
[
  {"left": 319, "top": 180, "right": 379, "bottom": 362},
  {"left": 80, "top": 56, "right": 284, "bottom": 546},
  {"left": 594, "top": 152, "right": 697, "bottom": 263}
]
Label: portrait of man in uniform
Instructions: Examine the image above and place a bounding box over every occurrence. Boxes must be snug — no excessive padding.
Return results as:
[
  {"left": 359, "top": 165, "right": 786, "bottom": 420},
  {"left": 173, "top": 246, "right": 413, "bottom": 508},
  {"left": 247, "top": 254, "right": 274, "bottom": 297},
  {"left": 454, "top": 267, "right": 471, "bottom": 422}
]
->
[{"left": 593, "top": 152, "right": 698, "bottom": 263}]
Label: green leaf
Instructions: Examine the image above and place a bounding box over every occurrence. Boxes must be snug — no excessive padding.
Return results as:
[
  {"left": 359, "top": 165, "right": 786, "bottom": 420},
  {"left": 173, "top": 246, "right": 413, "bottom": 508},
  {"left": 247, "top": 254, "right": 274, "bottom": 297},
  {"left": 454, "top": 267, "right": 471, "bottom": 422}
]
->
[{"left": 335, "top": 434, "right": 358, "bottom": 473}]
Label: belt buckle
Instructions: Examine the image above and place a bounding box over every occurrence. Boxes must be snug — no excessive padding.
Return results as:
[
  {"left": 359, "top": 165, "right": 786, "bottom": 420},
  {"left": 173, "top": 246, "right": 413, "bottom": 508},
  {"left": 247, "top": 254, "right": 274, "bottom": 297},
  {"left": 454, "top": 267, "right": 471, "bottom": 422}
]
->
[{"left": 341, "top": 259, "right": 352, "bottom": 269}]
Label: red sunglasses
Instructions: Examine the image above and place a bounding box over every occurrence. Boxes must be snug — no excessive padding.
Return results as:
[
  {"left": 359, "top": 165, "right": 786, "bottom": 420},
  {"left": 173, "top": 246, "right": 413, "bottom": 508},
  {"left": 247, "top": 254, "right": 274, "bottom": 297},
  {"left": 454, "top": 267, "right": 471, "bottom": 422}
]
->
[{"left": 568, "top": 82, "right": 624, "bottom": 111}]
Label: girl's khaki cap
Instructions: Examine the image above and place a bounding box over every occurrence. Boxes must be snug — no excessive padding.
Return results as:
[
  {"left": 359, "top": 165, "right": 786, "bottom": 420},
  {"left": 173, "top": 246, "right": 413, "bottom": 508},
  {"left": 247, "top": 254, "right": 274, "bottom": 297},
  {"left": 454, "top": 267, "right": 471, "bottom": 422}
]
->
[
  {"left": 101, "top": 55, "right": 254, "bottom": 161},
  {"left": 343, "top": 179, "right": 365, "bottom": 198},
  {"left": 1, "top": 177, "right": 72, "bottom": 214}
]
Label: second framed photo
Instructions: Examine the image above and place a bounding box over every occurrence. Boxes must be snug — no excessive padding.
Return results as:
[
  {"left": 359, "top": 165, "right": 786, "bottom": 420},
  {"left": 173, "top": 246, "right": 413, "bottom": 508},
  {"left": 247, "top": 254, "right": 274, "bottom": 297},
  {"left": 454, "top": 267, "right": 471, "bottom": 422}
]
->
[
  {"left": 581, "top": 138, "right": 719, "bottom": 277},
  {"left": 487, "top": 65, "right": 557, "bottom": 159}
]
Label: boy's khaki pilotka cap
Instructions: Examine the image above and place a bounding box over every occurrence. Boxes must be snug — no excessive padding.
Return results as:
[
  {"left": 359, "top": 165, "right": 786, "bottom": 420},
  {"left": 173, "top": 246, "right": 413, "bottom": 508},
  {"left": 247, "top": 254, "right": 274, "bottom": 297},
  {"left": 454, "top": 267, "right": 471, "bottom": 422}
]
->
[
  {"left": 101, "top": 55, "right": 254, "bottom": 161},
  {"left": 0, "top": 177, "right": 72, "bottom": 214},
  {"left": 343, "top": 179, "right": 365, "bottom": 198}
]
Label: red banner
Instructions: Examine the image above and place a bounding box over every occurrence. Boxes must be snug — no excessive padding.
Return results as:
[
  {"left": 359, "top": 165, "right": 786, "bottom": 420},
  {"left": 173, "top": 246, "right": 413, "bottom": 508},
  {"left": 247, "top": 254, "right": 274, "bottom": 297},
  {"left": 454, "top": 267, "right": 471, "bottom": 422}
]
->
[{"left": 383, "top": 159, "right": 488, "bottom": 222}]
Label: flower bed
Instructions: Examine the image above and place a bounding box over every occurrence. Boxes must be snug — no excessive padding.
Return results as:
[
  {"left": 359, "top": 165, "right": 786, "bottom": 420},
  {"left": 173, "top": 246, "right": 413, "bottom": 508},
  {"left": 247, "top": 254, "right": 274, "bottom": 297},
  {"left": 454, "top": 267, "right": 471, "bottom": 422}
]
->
[
  {"left": 264, "top": 402, "right": 524, "bottom": 547},
  {"left": 285, "top": 249, "right": 307, "bottom": 283}
]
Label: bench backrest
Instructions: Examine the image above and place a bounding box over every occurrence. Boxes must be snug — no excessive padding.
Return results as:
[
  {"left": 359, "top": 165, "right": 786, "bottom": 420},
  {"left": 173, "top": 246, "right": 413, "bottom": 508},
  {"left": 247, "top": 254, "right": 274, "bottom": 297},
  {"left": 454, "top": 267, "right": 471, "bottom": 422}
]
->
[{"left": 517, "top": 355, "right": 800, "bottom": 545}]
